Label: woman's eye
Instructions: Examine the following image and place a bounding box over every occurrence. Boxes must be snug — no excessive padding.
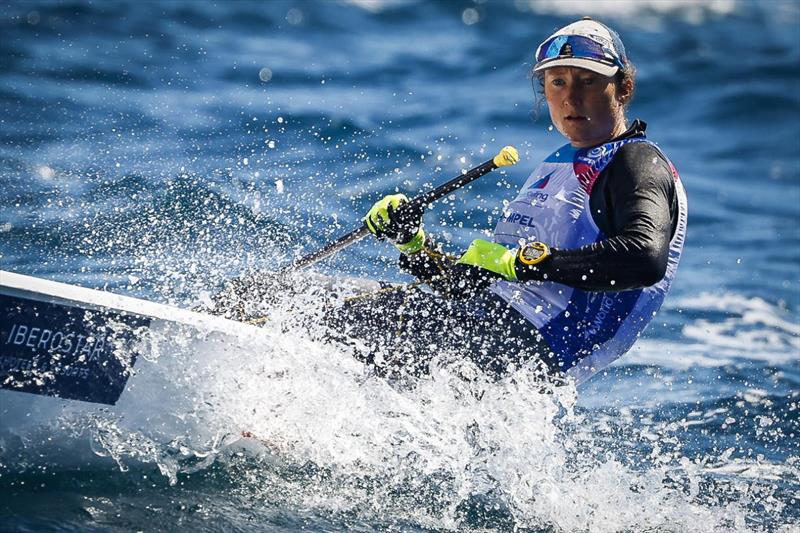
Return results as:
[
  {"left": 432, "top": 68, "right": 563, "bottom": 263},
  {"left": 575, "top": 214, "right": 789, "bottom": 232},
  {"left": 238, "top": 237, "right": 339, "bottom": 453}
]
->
[
  {"left": 551, "top": 79, "right": 565, "bottom": 86},
  {"left": 583, "top": 77, "right": 595, "bottom": 85}
]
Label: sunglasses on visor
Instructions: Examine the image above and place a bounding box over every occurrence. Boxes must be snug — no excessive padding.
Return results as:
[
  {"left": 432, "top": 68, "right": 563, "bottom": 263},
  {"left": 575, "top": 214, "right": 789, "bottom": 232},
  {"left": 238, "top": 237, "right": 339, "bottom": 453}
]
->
[{"left": 535, "top": 35, "right": 625, "bottom": 70}]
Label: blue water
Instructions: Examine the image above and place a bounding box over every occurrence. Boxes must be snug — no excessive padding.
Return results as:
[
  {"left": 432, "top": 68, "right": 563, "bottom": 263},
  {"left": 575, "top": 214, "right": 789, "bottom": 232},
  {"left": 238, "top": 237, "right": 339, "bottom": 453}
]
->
[{"left": 1, "top": 0, "right": 798, "bottom": 531}]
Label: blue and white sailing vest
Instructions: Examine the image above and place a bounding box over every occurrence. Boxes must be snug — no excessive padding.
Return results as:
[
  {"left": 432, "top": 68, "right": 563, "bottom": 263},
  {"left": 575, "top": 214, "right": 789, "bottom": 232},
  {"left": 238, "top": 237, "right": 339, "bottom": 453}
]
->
[{"left": 491, "top": 137, "right": 688, "bottom": 384}]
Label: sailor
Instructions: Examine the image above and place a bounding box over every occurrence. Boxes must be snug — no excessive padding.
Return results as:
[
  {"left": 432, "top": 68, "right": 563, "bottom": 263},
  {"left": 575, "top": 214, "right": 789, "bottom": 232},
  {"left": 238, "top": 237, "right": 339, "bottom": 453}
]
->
[{"left": 328, "top": 18, "right": 687, "bottom": 384}]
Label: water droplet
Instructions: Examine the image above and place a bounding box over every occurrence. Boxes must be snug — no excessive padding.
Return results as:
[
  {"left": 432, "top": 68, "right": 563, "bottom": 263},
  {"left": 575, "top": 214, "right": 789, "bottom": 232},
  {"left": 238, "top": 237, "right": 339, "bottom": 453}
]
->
[
  {"left": 36, "top": 165, "right": 55, "bottom": 179},
  {"left": 258, "top": 67, "right": 273, "bottom": 82},
  {"left": 286, "top": 8, "right": 303, "bottom": 25},
  {"left": 461, "top": 8, "right": 479, "bottom": 25},
  {"left": 758, "top": 416, "right": 773, "bottom": 428}
]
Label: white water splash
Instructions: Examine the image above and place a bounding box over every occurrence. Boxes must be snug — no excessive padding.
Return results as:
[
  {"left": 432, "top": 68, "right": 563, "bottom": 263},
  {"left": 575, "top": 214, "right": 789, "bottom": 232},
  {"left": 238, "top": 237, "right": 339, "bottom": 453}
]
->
[{"left": 1, "top": 281, "right": 795, "bottom": 531}]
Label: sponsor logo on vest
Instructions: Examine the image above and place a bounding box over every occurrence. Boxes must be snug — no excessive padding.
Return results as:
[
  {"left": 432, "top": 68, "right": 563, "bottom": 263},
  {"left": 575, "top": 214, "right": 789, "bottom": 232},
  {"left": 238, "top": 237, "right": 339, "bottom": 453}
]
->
[
  {"left": 584, "top": 294, "right": 615, "bottom": 338},
  {"left": 531, "top": 192, "right": 549, "bottom": 204},
  {"left": 501, "top": 211, "right": 538, "bottom": 228},
  {"left": 531, "top": 171, "right": 554, "bottom": 189},
  {"left": 585, "top": 142, "right": 613, "bottom": 161}
]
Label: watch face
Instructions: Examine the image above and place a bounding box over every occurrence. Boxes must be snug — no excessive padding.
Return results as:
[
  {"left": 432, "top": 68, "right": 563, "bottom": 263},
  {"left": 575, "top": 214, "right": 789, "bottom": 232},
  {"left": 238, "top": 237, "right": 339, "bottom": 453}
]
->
[
  {"left": 522, "top": 245, "right": 545, "bottom": 262},
  {"left": 520, "top": 242, "right": 548, "bottom": 265}
]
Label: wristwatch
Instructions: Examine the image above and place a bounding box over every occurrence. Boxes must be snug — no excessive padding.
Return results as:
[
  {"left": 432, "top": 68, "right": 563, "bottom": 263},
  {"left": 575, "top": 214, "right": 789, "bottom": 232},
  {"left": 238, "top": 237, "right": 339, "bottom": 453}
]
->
[{"left": 518, "top": 241, "right": 550, "bottom": 266}]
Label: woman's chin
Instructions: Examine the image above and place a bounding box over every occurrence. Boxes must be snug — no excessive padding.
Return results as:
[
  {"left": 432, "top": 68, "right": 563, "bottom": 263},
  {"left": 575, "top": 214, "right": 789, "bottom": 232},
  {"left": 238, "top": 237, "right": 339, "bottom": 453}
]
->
[
  {"left": 564, "top": 128, "right": 608, "bottom": 148},
  {"left": 567, "top": 136, "right": 601, "bottom": 148}
]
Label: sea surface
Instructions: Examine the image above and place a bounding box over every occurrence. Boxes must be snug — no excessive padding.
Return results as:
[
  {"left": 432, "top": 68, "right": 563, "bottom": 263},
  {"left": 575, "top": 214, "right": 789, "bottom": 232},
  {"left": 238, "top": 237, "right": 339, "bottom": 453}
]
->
[{"left": 1, "top": 1, "right": 799, "bottom": 531}]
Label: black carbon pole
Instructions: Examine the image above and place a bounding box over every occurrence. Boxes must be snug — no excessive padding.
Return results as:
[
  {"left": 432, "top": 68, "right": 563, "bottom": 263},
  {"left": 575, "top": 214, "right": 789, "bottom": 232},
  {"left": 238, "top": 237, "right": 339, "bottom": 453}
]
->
[{"left": 282, "top": 147, "right": 518, "bottom": 273}]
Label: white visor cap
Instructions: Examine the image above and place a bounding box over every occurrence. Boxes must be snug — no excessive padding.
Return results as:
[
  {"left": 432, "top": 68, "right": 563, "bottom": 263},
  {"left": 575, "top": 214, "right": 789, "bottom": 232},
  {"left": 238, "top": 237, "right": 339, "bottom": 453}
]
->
[{"left": 533, "top": 19, "right": 627, "bottom": 78}]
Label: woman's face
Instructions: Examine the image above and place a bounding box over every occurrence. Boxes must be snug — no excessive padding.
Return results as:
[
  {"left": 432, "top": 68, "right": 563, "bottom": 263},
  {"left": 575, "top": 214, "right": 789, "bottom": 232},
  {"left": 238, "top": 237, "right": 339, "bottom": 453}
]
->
[{"left": 543, "top": 66, "right": 628, "bottom": 148}]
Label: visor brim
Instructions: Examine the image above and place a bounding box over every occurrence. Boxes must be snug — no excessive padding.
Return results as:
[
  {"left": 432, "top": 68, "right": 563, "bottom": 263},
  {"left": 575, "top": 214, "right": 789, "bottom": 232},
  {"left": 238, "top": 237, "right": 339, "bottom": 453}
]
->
[{"left": 533, "top": 58, "right": 619, "bottom": 77}]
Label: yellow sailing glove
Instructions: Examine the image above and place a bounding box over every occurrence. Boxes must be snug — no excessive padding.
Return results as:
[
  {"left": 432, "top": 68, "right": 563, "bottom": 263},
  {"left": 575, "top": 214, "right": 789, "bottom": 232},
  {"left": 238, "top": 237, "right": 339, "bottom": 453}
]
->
[
  {"left": 364, "top": 194, "right": 426, "bottom": 254},
  {"left": 493, "top": 145, "right": 520, "bottom": 167},
  {"left": 457, "top": 239, "right": 518, "bottom": 281},
  {"left": 439, "top": 239, "right": 551, "bottom": 299}
]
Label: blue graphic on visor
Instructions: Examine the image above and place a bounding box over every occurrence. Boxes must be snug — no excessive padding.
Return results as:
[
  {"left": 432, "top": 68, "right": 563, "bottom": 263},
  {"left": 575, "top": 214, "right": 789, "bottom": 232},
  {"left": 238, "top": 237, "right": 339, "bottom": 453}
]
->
[{"left": 535, "top": 34, "right": 625, "bottom": 70}]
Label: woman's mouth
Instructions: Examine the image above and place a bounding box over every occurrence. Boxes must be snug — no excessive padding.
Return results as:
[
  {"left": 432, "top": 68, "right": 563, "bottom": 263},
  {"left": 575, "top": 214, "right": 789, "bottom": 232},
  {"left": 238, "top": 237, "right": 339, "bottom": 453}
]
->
[{"left": 564, "top": 115, "right": 589, "bottom": 122}]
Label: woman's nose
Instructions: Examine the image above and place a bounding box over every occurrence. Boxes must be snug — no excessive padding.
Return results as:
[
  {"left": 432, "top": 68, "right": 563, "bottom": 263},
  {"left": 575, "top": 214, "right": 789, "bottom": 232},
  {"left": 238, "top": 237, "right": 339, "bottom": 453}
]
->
[{"left": 564, "top": 84, "right": 582, "bottom": 107}]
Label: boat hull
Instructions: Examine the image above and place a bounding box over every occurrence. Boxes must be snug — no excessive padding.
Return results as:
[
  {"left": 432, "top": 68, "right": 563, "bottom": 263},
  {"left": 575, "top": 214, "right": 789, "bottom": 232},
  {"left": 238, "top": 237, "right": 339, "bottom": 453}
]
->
[{"left": 0, "top": 270, "right": 271, "bottom": 469}]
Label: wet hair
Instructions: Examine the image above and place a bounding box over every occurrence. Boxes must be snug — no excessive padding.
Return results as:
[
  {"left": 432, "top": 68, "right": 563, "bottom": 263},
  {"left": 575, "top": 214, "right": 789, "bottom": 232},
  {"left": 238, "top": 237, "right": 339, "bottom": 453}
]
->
[{"left": 530, "top": 59, "right": 637, "bottom": 120}]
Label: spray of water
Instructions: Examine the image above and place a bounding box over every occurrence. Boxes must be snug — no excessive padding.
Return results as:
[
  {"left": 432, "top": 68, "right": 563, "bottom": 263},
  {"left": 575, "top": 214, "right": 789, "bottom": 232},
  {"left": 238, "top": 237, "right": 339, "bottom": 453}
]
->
[{"left": 3, "top": 278, "right": 774, "bottom": 531}]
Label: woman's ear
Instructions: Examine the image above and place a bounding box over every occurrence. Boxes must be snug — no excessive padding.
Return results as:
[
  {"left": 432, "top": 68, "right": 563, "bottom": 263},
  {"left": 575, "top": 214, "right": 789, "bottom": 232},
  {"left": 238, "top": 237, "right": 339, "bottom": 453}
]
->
[{"left": 617, "top": 78, "right": 634, "bottom": 104}]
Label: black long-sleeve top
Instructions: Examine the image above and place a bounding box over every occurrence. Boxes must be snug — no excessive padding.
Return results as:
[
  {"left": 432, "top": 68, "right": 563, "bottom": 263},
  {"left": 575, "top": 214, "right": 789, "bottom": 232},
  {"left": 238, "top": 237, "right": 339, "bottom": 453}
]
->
[
  {"left": 523, "top": 120, "right": 679, "bottom": 291},
  {"left": 402, "top": 120, "right": 681, "bottom": 293}
]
